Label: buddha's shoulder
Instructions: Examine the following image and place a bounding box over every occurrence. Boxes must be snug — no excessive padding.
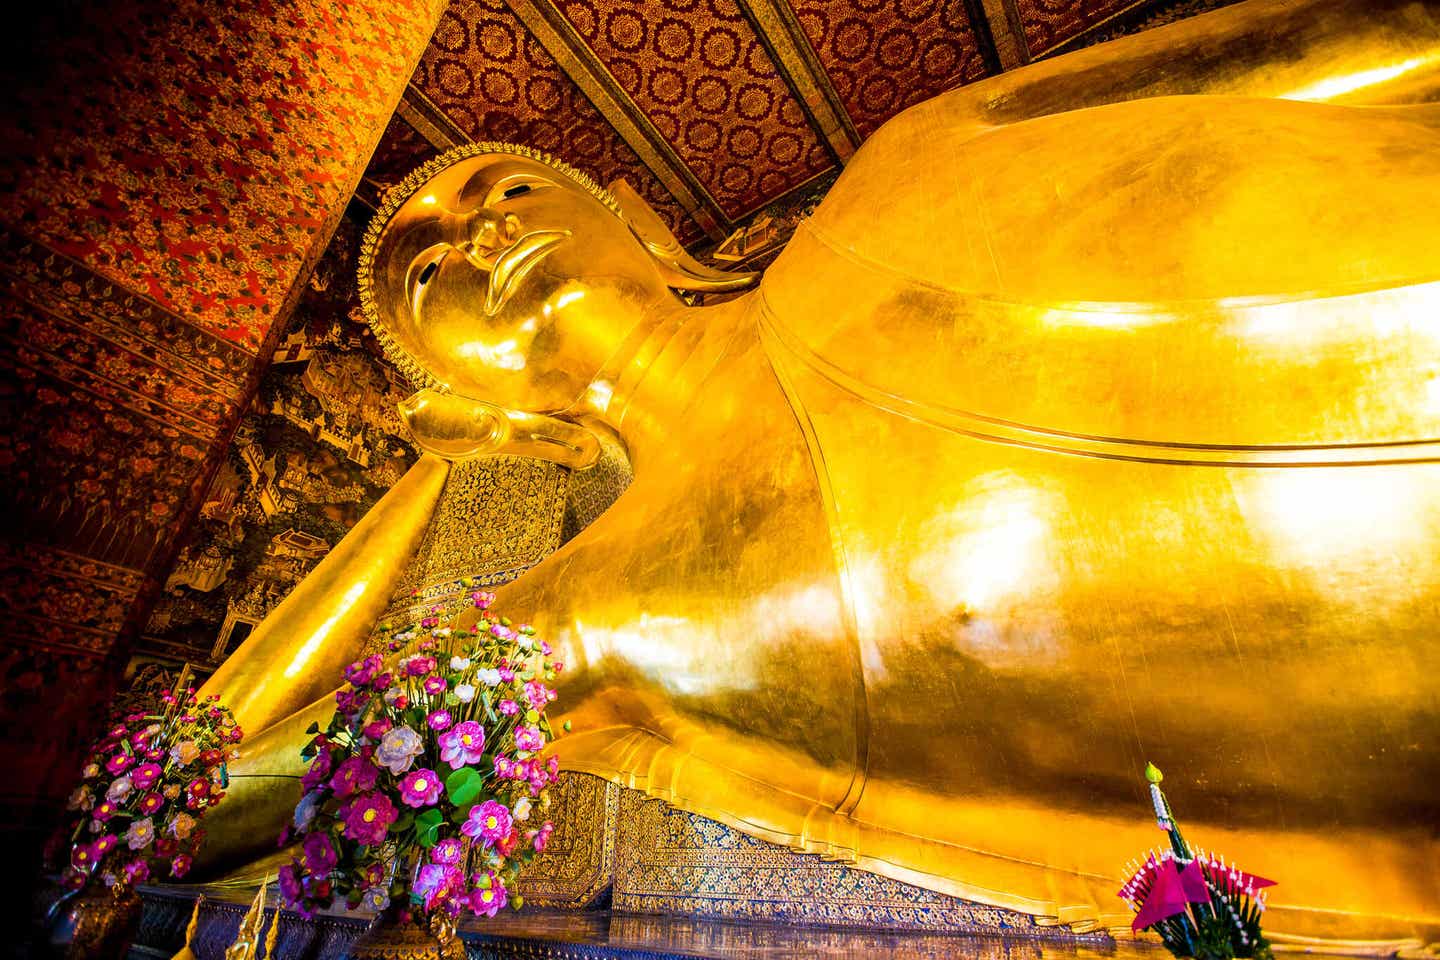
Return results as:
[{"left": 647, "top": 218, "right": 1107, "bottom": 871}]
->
[{"left": 755, "top": 95, "right": 1440, "bottom": 449}]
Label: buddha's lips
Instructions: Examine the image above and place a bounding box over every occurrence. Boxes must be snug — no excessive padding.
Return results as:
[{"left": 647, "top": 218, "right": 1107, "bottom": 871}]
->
[{"left": 484, "top": 230, "right": 569, "bottom": 317}]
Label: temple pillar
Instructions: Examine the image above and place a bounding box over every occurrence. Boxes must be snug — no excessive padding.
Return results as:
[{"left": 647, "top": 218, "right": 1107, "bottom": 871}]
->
[{"left": 0, "top": 0, "right": 445, "bottom": 872}]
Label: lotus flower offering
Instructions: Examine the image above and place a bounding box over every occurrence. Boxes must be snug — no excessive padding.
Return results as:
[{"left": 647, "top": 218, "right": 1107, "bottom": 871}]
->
[
  {"left": 60, "top": 681, "right": 243, "bottom": 891},
  {"left": 279, "top": 590, "right": 561, "bottom": 922},
  {"left": 1119, "top": 763, "right": 1275, "bottom": 960}
]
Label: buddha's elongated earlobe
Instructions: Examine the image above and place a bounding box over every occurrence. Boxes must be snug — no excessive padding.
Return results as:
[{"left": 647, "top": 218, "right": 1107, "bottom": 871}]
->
[{"left": 609, "top": 179, "right": 759, "bottom": 294}]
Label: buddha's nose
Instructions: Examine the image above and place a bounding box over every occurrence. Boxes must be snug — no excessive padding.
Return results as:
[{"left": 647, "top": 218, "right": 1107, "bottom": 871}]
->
[{"left": 457, "top": 207, "right": 522, "bottom": 271}]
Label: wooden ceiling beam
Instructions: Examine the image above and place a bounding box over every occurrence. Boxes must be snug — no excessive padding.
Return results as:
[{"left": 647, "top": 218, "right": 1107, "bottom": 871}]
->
[
  {"left": 735, "top": 0, "right": 861, "bottom": 163},
  {"left": 504, "top": 0, "right": 731, "bottom": 242}
]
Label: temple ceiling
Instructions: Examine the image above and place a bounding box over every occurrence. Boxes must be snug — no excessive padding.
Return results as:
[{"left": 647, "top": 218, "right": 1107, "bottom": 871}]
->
[{"left": 355, "top": 0, "right": 1227, "bottom": 248}]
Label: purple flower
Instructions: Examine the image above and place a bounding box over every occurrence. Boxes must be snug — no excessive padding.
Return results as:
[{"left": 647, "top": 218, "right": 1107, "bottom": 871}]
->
[
  {"left": 137, "top": 792, "right": 164, "bottom": 815},
  {"left": 462, "top": 800, "right": 512, "bottom": 845},
  {"left": 343, "top": 792, "right": 397, "bottom": 846},
  {"left": 362, "top": 717, "right": 392, "bottom": 741},
  {"left": 278, "top": 862, "right": 304, "bottom": 906},
  {"left": 303, "top": 832, "right": 338, "bottom": 872},
  {"left": 124, "top": 860, "right": 150, "bottom": 885},
  {"left": 330, "top": 756, "right": 379, "bottom": 798},
  {"left": 372, "top": 671, "right": 395, "bottom": 692},
  {"left": 439, "top": 721, "right": 486, "bottom": 767},
  {"left": 413, "top": 863, "right": 459, "bottom": 911},
  {"left": 469, "top": 876, "right": 508, "bottom": 917},
  {"left": 105, "top": 753, "right": 133, "bottom": 776},
  {"left": 94, "top": 834, "right": 118, "bottom": 856},
  {"left": 514, "top": 725, "right": 545, "bottom": 752},
  {"left": 376, "top": 726, "right": 423, "bottom": 775},
  {"left": 423, "top": 675, "right": 447, "bottom": 695},
  {"left": 431, "top": 837, "right": 463, "bottom": 865},
  {"left": 498, "top": 699, "right": 519, "bottom": 717},
  {"left": 130, "top": 762, "right": 162, "bottom": 791},
  {"left": 335, "top": 689, "right": 370, "bottom": 716},
  {"left": 92, "top": 800, "right": 119, "bottom": 822},
  {"left": 427, "top": 709, "right": 453, "bottom": 731},
  {"left": 344, "top": 654, "right": 383, "bottom": 686},
  {"left": 301, "top": 749, "right": 333, "bottom": 791},
  {"left": 399, "top": 769, "right": 442, "bottom": 807},
  {"left": 406, "top": 656, "right": 436, "bottom": 677},
  {"left": 523, "top": 681, "right": 552, "bottom": 713}
]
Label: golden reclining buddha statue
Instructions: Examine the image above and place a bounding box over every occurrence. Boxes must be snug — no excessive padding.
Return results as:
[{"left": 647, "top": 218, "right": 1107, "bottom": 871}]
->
[{"left": 197, "top": 0, "right": 1440, "bottom": 945}]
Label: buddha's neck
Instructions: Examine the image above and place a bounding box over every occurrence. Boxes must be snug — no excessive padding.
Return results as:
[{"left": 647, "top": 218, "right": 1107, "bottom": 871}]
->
[{"left": 574, "top": 293, "right": 756, "bottom": 458}]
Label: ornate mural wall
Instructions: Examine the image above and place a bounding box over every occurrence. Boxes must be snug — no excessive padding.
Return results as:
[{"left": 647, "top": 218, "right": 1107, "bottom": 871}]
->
[{"left": 0, "top": 0, "right": 446, "bottom": 865}]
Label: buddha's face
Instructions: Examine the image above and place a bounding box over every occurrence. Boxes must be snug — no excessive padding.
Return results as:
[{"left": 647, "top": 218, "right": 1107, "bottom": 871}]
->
[{"left": 369, "top": 154, "right": 671, "bottom": 413}]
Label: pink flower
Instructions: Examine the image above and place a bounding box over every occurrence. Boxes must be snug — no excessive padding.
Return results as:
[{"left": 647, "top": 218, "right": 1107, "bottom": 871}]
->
[
  {"left": 439, "top": 722, "right": 486, "bottom": 767},
  {"left": 330, "top": 756, "right": 379, "bottom": 798},
  {"left": 399, "top": 769, "right": 442, "bottom": 807},
  {"left": 170, "top": 854, "right": 193, "bottom": 878},
  {"left": 498, "top": 667, "right": 515, "bottom": 683},
  {"left": 130, "top": 762, "right": 162, "bottom": 791},
  {"left": 462, "top": 800, "right": 512, "bottom": 845},
  {"left": 514, "top": 725, "right": 545, "bottom": 752},
  {"left": 124, "top": 860, "right": 150, "bottom": 885},
  {"left": 413, "top": 863, "right": 459, "bottom": 911},
  {"left": 427, "top": 709, "right": 452, "bottom": 731},
  {"left": 71, "top": 843, "right": 98, "bottom": 870},
  {"left": 362, "top": 717, "right": 392, "bottom": 741},
  {"left": 105, "top": 753, "right": 133, "bottom": 776},
  {"left": 406, "top": 656, "right": 436, "bottom": 677},
  {"left": 469, "top": 876, "right": 508, "bottom": 917},
  {"left": 137, "top": 792, "right": 164, "bottom": 815},
  {"left": 94, "top": 834, "right": 118, "bottom": 856},
  {"left": 360, "top": 861, "right": 387, "bottom": 889},
  {"left": 523, "top": 681, "right": 552, "bottom": 713},
  {"left": 498, "top": 699, "right": 519, "bottom": 717},
  {"left": 342, "top": 792, "right": 397, "bottom": 846},
  {"left": 344, "top": 654, "right": 382, "bottom": 686},
  {"left": 372, "top": 671, "right": 395, "bottom": 692},
  {"left": 92, "top": 800, "right": 119, "bottom": 822},
  {"left": 531, "top": 821, "right": 555, "bottom": 852},
  {"left": 431, "top": 837, "right": 463, "bottom": 865},
  {"left": 423, "top": 675, "right": 447, "bottom": 695}
]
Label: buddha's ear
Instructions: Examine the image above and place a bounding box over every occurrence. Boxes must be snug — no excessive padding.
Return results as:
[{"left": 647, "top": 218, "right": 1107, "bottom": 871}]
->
[{"left": 609, "top": 178, "right": 759, "bottom": 294}]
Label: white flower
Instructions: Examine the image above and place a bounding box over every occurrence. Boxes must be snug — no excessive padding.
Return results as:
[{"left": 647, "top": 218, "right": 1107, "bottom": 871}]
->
[
  {"left": 454, "top": 683, "right": 476, "bottom": 703},
  {"left": 434, "top": 627, "right": 452, "bottom": 638},
  {"left": 516, "top": 635, "right": 534, "bottom": 651},
  {"left": 82, "top": 763, "right": 100, "bottom": 779},
  {"left": 383, "top": 686, "right": 403, "bottom": 705},
  {"left": 125, "top": 817, "right": 155, "bottom": 850},
  {"left": 450, "top": 656, "right": 471, "bottom": 671},
  {"left": 478, "top": 668, "right": 502, "bottom": 687},
  {"left": 513, "top": 797, "right": 532, "bottom": 822},
  {"left": 106, "top": 776, "right": 133, "bottom": 803},
  {"left": 396, "top": 654, "right": 416, "bottom": 673}
]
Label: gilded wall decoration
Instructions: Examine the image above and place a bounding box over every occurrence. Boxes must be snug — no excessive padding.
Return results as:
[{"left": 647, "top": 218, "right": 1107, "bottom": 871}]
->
[
  {"left": 1014, "top": 0, "right": 1137, "bottom": 55},
  {"left": 613, "top": 790, "right": 1055, "bottom": 933},
  {"left": 790, "top": 0, "right": 990, "bottom": 139},
  {"left": 518, "top": 773, "right": 621, "bottom": 909},
  {"left": 139, "top": 213, "right": 421, "bottom": 665},
  {"left": 559, "top": 0, "right": 834, "bottom": 218},
  {"left": 379, "top": 456, "right": 571, "bottom": 633},
  {"left": 412, "top": 0, "right": 702, "bottom": 241}
]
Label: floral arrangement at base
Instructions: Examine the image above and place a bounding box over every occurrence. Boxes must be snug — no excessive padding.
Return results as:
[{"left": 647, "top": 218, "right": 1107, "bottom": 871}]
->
[
  {"left": 1119, "top": 763, "right": 1276, "bottom": 960},
  {"left": 278, "top": 589, "right": 563, "bottom": 924},
  {"left": 59, "top": 680, "right": 243, "bottom": 891}
]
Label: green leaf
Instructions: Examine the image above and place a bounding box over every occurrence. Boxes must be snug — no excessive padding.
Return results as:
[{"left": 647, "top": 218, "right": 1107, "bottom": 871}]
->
[
  {"left": 414, "top": 808, "right": 444, "bottom": 848},
  {"left": 391, "top": 811, "right": 415, "bottom": 835},
  {"left": 445, "top": 766, "right": 483, "bottom": 806}
]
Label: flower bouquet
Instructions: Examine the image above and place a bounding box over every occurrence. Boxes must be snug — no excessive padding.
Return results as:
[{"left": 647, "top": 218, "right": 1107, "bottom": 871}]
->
[
  {"left": 1118, "top": 763, "right": 1275, "bottom": 960},
  {"left": 279, "top": 590, "right": 562, "bottom": 931},
  {"left": 60, "top": 682, "right": 243, "bottom": 891}
]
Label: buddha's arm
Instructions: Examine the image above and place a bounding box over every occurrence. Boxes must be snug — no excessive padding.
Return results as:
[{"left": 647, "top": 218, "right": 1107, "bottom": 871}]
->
[{"left": 199, "top": 455, "right": 450, "bottom": 734}]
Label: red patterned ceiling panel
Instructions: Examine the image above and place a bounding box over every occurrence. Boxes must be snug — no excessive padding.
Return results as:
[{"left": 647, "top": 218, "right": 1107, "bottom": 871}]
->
[
  {"left": 793, "top": 0, "right": 990, "bottom": 139},
  {"left": 558, "top": 0, "right": 834, "bottom": 219},
  {"left": 412, "top": 0, "right": 701, "bottom": 242},
  {"left": 1015, "top": 0, "right": 1136, "bottom": 54}
]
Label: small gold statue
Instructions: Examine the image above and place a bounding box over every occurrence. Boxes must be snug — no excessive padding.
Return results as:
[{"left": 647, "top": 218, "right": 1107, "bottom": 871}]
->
[
  {"left": 224, "top": 881, "right": 275, "bottom": 960},
  {"left": 169, "top": 896, "right": 203, "bottom": 960}
]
